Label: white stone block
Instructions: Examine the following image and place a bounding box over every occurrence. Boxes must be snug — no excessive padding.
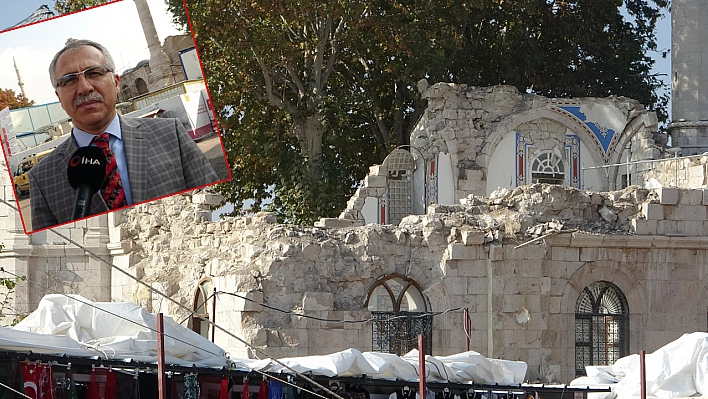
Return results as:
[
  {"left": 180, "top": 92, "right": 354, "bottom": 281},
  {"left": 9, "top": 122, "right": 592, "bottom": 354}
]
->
[
  {"left": 684, "top": 205, "right": 707, "bottom": 221},
  {"left": 302, "top": 292, "right": 333, "bottom": 311},
  {"left": 631, "top": 219, "right": 657, "bottom": 235},
  {"left": 449, "top": 243, "right": 484, "bottom": 260},
  {"left": 642, "top": 203, "right": 664, "bottom": 220},
  {"left": 489, "top": 244, "right": 504, "bottom": 261},
  {"left": 680, "top": 189, "right": 704, "bottom": 205},
  {"left": 657, "top": 220, "right": 680, "bottom": 235},
  {"left": 657, "top": 188, "right": 679, "bottom": 204},
  {"left": 684, "top": 221, "right": 703, "bottom": 236},
  {"left": 663, "top": 205, "right": 683, "bottom": 221},
  {"left": 462, "top": 230, "right": 485, "bottom": 245},
  {"left": 314, "top": 218, "right": 355, "bottom": 228},
  {"left": 364, "top": 175, "right": 386, "bottom": 188}
]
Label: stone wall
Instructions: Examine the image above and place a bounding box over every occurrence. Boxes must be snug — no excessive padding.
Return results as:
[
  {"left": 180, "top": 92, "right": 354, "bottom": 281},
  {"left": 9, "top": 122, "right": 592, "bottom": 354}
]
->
[
  {"left": 0, "top": 160, "right": 110, "bottom": 325},
  {"left": 108, "top": 184, "right": 708, "bottom": 384}
]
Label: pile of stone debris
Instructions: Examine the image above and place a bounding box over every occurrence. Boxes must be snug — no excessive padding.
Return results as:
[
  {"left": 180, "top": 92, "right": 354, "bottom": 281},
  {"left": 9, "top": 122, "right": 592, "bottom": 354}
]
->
[{"left": 428, "top": 183, "right": 653, "bottom": 241}]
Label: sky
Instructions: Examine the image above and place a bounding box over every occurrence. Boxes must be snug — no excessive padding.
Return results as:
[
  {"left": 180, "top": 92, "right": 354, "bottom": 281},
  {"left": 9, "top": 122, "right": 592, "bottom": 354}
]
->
[{"left": 0, "top": 0, "right": 185, "bottom": 105}]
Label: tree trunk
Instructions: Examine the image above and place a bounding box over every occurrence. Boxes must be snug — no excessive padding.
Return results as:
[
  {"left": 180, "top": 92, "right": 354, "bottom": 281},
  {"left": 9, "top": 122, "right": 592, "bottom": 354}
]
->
[{"left": 292, "top": 112, "right": 324, "bottom": 178}]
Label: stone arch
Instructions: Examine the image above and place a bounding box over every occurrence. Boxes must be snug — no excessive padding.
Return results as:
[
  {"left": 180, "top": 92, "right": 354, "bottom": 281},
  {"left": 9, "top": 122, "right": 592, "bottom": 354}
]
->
[
  {"left": 365, "top": 273, "right": 429, "bottom": 312},
  {"left": 365, "top": 273, "right": 432, "bottom": 355},
  {"left": 135, "top": 78, "right": 148, "bottom": 95},
  {"left": 482, "top": 108, "right": 610, "bottom": 188},
  {"left": 561, "top": 261, "right": 648, "bottom": 353},
  {"left": 605, "top": 113, "right": 658, "bottom": 190},
  {"left": 191, "top": 277, "right": 213, "bottom": 338}
]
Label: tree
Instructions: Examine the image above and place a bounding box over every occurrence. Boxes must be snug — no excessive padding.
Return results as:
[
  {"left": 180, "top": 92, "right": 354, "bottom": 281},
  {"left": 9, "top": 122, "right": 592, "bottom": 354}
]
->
[
  {"left": 0, "top": 88, "right": 34, "bottom": 110},
  {"left": 166, "top": 0, "right": 669, "bottom": 225},
  {"left": 54, "top": 0, "right": 116, "bottom": 14},
  {"left": 0, "top": 244, "right": 27, "bottom": 326}
]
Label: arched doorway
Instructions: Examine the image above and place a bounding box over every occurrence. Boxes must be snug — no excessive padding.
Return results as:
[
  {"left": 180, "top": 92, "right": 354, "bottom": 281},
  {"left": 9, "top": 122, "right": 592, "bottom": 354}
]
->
[{"left": 135, "top": 78, "right": 148, "bottom": 95}]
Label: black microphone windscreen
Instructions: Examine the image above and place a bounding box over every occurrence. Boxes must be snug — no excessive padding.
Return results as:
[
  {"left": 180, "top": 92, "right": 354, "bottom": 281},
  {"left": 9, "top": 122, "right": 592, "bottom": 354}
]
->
[{"left": 67, "top": 146, "right": 107, "bottom": 193}]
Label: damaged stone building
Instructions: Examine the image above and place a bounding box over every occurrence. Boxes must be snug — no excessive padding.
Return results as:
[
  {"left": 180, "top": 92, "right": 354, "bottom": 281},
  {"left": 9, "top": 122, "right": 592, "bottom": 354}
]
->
[
  {"left": 2, "top": 0, "right": 708, "bottom": 383},
  {"left": 3, "top": 78, "right": 708, "bottom": 385}
]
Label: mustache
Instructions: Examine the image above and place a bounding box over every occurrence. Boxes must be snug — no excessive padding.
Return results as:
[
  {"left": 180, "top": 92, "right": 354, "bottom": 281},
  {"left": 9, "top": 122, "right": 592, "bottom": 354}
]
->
[{"left": 73, "top": 92, "right": 104, "bottom": 108}]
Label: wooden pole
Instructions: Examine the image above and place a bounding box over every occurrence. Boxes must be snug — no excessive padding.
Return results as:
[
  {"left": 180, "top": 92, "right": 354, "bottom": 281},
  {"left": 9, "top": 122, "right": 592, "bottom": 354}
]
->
[
  {"left": 157, "top": 313, "right": 166, "bottom": 399},
  {"left": 211, "top": 287, "right": 217, "bottom": 343},
  {"left": 464, "top": 308, "right": 470, "bottom": 351},
  {"left": 419, "top": 335, "right": 426, "bottom": 399},
  {"left": 640, "top": 350, "right": 646, "bottom": 399}
]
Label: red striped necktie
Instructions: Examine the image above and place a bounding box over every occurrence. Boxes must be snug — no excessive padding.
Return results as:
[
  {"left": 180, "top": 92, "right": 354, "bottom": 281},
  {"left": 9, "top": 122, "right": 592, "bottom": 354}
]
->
[{"left": 91, "top": 132, "right": 127, "bottom": 210}]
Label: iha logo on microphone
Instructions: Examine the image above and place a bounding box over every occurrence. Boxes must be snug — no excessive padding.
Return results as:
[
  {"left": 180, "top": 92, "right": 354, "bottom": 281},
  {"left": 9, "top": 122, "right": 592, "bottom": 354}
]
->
[{"left": 69, "top": 155, "right": 101, "bottom": 167}]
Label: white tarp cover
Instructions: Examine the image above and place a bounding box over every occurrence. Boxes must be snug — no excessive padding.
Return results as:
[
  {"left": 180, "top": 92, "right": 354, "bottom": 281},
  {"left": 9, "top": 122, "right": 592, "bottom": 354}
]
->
[
  {"left": 10, "top": 295, "right": 230, "bottom": 368},
  {"left": 570, "top": 332, "right": 708, "bottom": 398},
  {"left": 249, "top": 349, "right": 526, "bottom": 384},
  {"left": 1, "top": 295, "right": 527, "bottom": 384}
]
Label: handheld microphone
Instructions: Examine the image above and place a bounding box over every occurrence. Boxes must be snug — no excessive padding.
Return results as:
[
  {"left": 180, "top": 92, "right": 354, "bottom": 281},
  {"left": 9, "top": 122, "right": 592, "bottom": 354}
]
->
[{"left": 67, "top": 146, "right": 106, "bottom": 220}]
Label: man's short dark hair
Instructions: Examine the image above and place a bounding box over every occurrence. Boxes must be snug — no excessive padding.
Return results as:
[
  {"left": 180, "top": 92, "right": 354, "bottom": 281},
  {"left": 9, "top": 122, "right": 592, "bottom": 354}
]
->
[{"left": 49, "top": 39, "right": 116, "bottom": 88}]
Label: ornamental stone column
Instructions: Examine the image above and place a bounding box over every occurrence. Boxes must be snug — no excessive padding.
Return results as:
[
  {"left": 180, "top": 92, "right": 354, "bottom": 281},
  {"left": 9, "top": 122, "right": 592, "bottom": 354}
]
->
[{"left": 133, "top": 0, "right": 174, "bottom": 90}]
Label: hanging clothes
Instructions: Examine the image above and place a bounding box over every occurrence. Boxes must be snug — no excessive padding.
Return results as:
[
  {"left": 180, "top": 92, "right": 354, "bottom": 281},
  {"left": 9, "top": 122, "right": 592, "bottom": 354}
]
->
[
  {"left": 282, "top": 381, "right": 298, "bottom": 399},
  {"left": 87, "top": 368, "right": 99, "bottom": 399},
  {"left": 390, "top": 387, "right": 415, "bottom": 399},
  {"left": 298, "top": 383, "right": 321, "bottom": 399},
  {"left": 256, "top": 378, "right": 268, "bottom": 399},
  {"left": 268, "top": 380, "right": 283, "bottom": 399},
  {"left": 22, "top": 363, "right": 54, "bottom": 399},
  {"left": 105, "top": 370, "right": 117, "bottom": 399},
  {"left": 0, "top": 360, "right": 21, "bottom": 399},
  {"left": 184, "top": 373, "right": 201, "bottom": 399},
  {"left": 243, "top": 378, "right": 250, "bottom": 399},
  {"left": 436, "top": 389, "right": 460, "bottom": 399},
  {"left": 52, "top": 366, "right": 77, "bottom": 399},
  {"left": 115, "top": 372, "right": 140, "bottom": 399},
  {"left": 139, "top": 374, "right": 159, "bottom": 399},
  {"left": 220, "top": 377, "right": 230, "bottom": 399},
  {"left": 349, "top": 385, "right": 369, "bottom": 399}
]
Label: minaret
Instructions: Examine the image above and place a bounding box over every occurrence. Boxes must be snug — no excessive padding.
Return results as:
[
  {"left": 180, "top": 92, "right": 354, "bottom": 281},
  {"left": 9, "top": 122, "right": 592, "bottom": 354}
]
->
[
  {"left": 13, "top": 57, "right": 26, "bottom": 98},
  {"left": 670, "top": 1, "right": 708, "bottom": 155},
  {"left": 133, "top": 0, "right": 174, "bottom": 89}
]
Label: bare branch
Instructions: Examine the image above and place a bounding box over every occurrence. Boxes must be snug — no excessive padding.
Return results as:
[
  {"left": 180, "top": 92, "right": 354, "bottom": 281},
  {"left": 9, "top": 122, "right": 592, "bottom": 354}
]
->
[{"left": 287, "top": 60, "right": 307, "bottom": 101}]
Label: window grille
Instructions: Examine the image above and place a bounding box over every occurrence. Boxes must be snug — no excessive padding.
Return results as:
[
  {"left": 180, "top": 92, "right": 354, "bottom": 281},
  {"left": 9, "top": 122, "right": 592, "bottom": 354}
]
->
[
  {"left": 372, "top": 311, "right": 432, "bottom": 355},
  {"left": 575, "top": 281, "right": 629, "bottom": 376},
  {"left": 531, "top": 151, "right": 565, "bottom": 185}
]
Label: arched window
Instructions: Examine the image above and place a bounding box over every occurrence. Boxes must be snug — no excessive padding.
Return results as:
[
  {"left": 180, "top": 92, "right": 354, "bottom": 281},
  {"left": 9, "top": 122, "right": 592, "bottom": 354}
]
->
[
  {"left": 531, "top": 150, "right": 565, "bottom": 185},
  {"left": 575, "top": 281, "right": 629, "bottom": 376},
  {"left": 365, "top": 274, "right": 432, "bottom": 355},
  {"left": 191, "top": 279, "right": 212, "bottom": 338}
]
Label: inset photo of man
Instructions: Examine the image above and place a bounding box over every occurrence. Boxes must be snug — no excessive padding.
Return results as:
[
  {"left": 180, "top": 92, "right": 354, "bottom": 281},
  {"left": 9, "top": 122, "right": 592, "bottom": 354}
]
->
[{"left": 0, "top": 0, "right": 231, "bottom": 233}]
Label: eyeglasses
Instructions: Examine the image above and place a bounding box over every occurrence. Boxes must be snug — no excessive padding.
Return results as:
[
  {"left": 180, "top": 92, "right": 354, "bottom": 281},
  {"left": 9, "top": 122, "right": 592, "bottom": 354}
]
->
[{"left": 55, "top": 65, "right": 113, "bottom": 89}]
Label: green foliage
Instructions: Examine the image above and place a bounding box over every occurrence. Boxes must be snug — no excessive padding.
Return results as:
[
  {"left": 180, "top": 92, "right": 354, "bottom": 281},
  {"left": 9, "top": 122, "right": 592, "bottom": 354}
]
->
[
  {"left": 167, "top": 0, "right": 669, "bottom": 225},
  {"left": 54, "top": 0, "right": 115, "bottom": 14},
  {"left": 0, "top": 243, "right": 26, "bottom": 326}
]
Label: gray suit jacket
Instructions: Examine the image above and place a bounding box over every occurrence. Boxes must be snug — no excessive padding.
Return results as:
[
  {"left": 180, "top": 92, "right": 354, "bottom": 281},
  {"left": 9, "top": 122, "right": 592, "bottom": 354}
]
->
[{"left": 29, "top": 116, "right": 219, "bottom": 231}]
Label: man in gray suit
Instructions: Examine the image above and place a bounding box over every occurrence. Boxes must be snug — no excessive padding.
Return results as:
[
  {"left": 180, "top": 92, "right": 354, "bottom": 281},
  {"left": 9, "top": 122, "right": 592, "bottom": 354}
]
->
[{"left": 29, "top": 39, "right": 219, "bottom": 231}]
